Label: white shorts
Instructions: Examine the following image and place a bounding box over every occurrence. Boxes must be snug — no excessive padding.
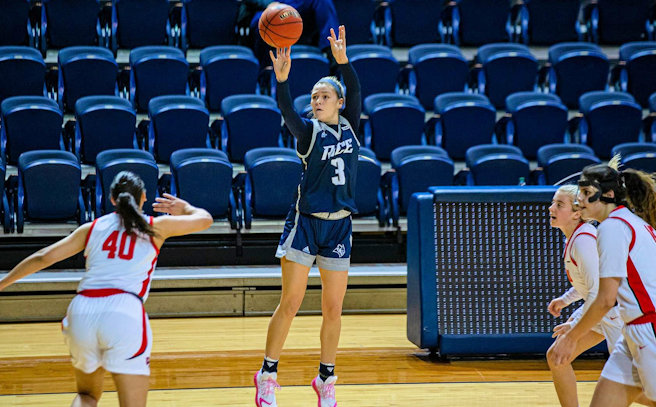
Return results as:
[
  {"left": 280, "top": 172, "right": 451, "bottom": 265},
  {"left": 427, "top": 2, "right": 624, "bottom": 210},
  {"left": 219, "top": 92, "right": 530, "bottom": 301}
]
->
[
  {"left": 62, "top": 293, "right": 152, "bottom": 376},
  {"left": 601, "top": 322, "right": 656, "bottom": 401},
  {"left": 571, "top": 305, "right": 624, "bottom": 353}
]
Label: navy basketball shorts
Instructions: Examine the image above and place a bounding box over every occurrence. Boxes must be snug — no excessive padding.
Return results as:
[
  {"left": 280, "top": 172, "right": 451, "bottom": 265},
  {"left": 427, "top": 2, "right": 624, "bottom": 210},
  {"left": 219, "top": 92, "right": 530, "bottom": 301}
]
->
[{"left": 275, "top": 209, "right": 352, "bottom": 271}]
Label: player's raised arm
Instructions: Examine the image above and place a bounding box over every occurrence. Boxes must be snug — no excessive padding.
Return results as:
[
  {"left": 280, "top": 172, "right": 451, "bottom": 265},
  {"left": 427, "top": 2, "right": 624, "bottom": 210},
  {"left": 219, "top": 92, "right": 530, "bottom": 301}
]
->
[{"left": 152, "top": 193, "right": 213, "bottom": 241}]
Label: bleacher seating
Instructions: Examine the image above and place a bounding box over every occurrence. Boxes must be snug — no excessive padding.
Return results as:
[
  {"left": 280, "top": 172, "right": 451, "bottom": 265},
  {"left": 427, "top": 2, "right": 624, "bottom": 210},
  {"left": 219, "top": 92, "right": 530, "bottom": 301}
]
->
[
  {"left": 129, "top": 46, "right": 189, "bottom": 111},
  {"left": 169, "top": 148, "right": 238, "bottom": 228},
  {"left": 434, "top": 92, "right": 497, "bottom": 160},
  {"left": 147, "top": 95, "right": 211, "bottom": 163},
  {"left": 388, "top": 145, "right": 454, "bottom": 223},
  {"left": 0, "top": 155, "right": 10, "bottom": 233},
  {"left": 74, "top": 96, "right": 137, "bottom": 164},
  {"left": 271, "top": 45, "right": 330, "bottom": 101},
  {"left": 112, "top": 0, "right": 173, "bottom": 50},
  {"left": 407, "top": 44, "right": 468, "bottom": 110},
  {"left": 1, "top": 96, "right": 64, "bottom": 165},
  {"left": 519, "top": 0, "right": 581, "bottom": 45},
  {"left": 611, "top": 142, "right": 656, "bottom": 172},
  {"left": 333, "top": 0, "right": 378, "bottom": 45},
  {"left": 57, "top": 46, "right": 118, "bottom": 112},
  {"left": 242, "top": 147, "right": 302, "bottom": 229},
  {"left": 504, "top": 92, "right": 568, "bottom": 159},
  {"left": 475, "top": 43, "right": 539, "bottom": 108},
  {"left": 181, "top": 0, "right": 240, "bottom": 49},
  {"left": 199, "top": 45, "right": 259, "bottom": 112},
  {"left": 220, "top": 94, "right": 282, "bottom": 162},
  {"left": 16, "top": 150, "right": 86, "bottom": 233},
  {"left": 387, "top": 0, "right": 442, "bottom": 46},
  {"left": 0, "top": 0, "right": 33, "bottom": 46},
  {"left": 590, "top": 0, "right": 652, "bottom": 44},
  {"left": 578, "top": 91, "right": 643, "bottom": 158},
  {"left": 95, "top": 149, "right": 159, "bottom": 217},
  {"left": 547, "top": 42, "right": 609, "bottom": 108},
  {"left": 535, "top": 143, "right": 600, "bottom": 185},
  {"left": 346, "top": 44, "right": 399, "bottom": 102},
  {"left": 0, "top": 46, "right": 45, "bottom": 103},
  {"left": 445, "top": 0, "right": 512, "bottom": 46},
  {"left": 41, "top": 0, "right": 104, "bottom": 52},
  {"left": 465, "top": 144, "right": 530, "bottom": 185},
  {"left": 354, "top": 147, "right": 385, "bottom": 225},
  {"left": 616, "top": 42, "right": 656, "bottom": 107},
  {"left": 363, "top": 93, "right": 425, "bottom": 160}
]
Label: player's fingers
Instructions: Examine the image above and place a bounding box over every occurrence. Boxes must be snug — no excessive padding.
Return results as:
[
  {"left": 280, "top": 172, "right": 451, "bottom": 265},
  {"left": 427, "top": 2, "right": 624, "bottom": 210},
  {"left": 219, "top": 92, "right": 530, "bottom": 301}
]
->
[
  {"left": 269, "top": 50, "right": 275, "bottom": 63},
  {"left": 162, "top": 193, "right": 176, "bottom": 200},
  {"left": 330, "top": 27, "right": 337, "bottom": 41}
]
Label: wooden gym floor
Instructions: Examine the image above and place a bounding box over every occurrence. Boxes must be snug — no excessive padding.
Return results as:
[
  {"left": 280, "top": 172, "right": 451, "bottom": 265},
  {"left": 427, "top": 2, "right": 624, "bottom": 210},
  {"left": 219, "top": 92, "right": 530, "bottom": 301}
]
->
[{"left": 0, "top": 314, "right": 609, "bottom": 406}]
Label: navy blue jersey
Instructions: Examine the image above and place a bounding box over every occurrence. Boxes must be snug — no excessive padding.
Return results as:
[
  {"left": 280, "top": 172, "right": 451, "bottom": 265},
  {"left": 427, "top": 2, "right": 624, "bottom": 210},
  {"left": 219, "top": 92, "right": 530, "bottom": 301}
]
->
[{"left": 296, "top": 116, "right": 360, "bottom": 214}]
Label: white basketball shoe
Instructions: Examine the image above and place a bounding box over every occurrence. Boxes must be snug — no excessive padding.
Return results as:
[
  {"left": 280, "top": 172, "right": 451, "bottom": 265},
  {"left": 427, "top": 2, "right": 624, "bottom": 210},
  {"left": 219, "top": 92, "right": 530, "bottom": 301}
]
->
[
  {"left": 311, "top": 375, "right": 338, "bottom": 407},
  {"left": 254, "top": 370, "right": 280, "bottom": 407}
]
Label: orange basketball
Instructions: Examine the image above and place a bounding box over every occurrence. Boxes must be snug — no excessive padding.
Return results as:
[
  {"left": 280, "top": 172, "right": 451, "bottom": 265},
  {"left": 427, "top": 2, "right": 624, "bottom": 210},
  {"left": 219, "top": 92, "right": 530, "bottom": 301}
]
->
[{"left": 258, "top": 4, "right": 303, "bottom": 48}]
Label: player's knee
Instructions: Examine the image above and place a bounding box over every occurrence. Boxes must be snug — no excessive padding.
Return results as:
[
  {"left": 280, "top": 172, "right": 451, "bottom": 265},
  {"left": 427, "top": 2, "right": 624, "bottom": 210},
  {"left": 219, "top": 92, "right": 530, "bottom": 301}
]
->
[
  {"left": 321, "top": 301, "right": 343, "bottom": 321},
  {"left": 279, "top": 296, "right": 304, "bottom": 318},
  {"left": 546, "top": 346, "right": 564, "bottom": 370}
]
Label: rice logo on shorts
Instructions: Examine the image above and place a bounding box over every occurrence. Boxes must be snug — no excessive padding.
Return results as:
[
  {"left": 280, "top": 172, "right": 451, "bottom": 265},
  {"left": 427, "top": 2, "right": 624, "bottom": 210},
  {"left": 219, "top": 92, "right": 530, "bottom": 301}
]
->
[{"left": 333, "top": 244, "right": 346, "bottom": 258}]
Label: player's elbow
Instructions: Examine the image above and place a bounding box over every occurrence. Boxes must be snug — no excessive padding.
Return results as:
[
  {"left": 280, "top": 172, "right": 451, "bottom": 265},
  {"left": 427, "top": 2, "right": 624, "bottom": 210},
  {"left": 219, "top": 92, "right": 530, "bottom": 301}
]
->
[
  {"left": 199, "top": 211, "right": 213, "bottom": 230},
  {"left": 32, "top": 248, "right": 56, "bottom": 268},
  {"left": 594, "top": 292, "right": 617, "bottom": 312}
]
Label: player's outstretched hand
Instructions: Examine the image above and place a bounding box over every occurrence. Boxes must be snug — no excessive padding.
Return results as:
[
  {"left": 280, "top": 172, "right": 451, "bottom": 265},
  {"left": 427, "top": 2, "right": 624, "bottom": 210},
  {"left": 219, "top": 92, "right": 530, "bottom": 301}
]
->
[
  {"left": 269, "top": 47, "right": 291, "bottom": 83},
  {"left": 327, "top": 25, "right": 348, "bottom": 64},
  {"left": 548, "top": 297, "right": 567, "bottom": 317},
  {"left": 153, "top": 193, "right": 192, "bottom": 216},
  {"left": 552, "top": 322, "right": 573, "bottom": 338}
]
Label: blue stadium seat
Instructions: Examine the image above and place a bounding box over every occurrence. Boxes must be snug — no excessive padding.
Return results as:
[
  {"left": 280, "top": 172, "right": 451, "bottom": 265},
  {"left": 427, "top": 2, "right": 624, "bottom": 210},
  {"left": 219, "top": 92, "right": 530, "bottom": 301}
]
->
[
  {"left": 220, "top": 94, "right": 282, "bottom": 162},
  {"left": 389, "top": 145, "right": 454, "bottom": 222},
  {"left": 354, "top": 147, "right": 385, "bottom": 224},
  {"left": 271, "top": 45, "right": 330, "bottom": 101},
  {"left": 475, "top": 43, "right": 538, "bottom": 108},
  {"left": 363, "top": 93, "right": 425, "bottom": 160},
  {"left": 170, "top": 148, "right": 237, "bottom": 228},
  {"left": 590, "top": 0, "right": 651, "bottom": 44},
  {"left": 41, "top": 0, "right": 104, "bottom": 51},
  {"left": 611, "top": 142, "right": 656, "bottom": 173},
  {"left": 387, "top": 0, "right": 442, "bottom": 46},
  {"left": 408, "top": 44, "right": 468, "bottom": 110},
  {"left": 293, "top": 94, "right": 312, "bottom": 117},
  {"left": 0, "top": 46, "right": 45, "bottom": 103},
  {"left": 129, "top": 46, "right": 189, "bottom": 112},
  {"left": 347, "top": 45, "right": 399, "bottom": 102},
  {"left": 147, "top": 95, "right": 211, "bottom": 163},
  {"left": 242, "top": 147, "right": 302, "bottom": 229},
  {"left": 578, "top": 91, "right": 643, "bottom": 158},
  {"left": 465, "top": 145, "right": 530, "bottom": 185},
  {"left": 0, "top": 0, "right": 34, "bottom": 46},
  {"left": 333, "top": 0, "right": 377, "bottom": 45},
  {"left": 519, "top": 0, "right": 581, "bottom": 45},
  {"left": 57, "top": 46, "right": 118, "bottom": 112},
  {"left": 650, "top": 93, "right": 656, "bottom": 141},
  {"left": 200, "top": 45, "right": 259, "bottom": 112},
  {"left": 536, "top": 143, "right": 600, "bottom": 185},
  {"left": 74, "top": 96, "right": 137, "bottom": 164},
  {"left": 113, "top": 0, "right": 173, "bottom": 50},
  {"left": 447, "top": 0, "right": 512, "bottom": 46},
  {"left": 548, "top": 43, "right": 609, "bottom": 109},
  {"left": 0, "top": 155, "right": 10, "bottom": 233},
  {"left": 1, "top": 96, "right": 64, "bottom": 165},
  {"left": 95, "top": 149, "right": 159, "bottom": 217},
  {"left": 505, "top": 92, "right": 568, "bottom": 159},
  {"left": 617, "top": 42, "right": 656, "bottom": 107},
  {"left": 16, "top": 150, "right": 85, "bottom": 233},
  {"left": 181, "top": 0, "right": 239, "bottom": 48},
  {"left": 434, "top": 93, "right": 497, "bottom": 160}
]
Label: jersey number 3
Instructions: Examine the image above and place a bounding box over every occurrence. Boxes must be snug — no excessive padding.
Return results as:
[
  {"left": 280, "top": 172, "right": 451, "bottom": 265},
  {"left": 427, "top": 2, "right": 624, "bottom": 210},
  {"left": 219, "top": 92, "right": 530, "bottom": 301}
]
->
[
  {"left": 102, "top": 231, "right": 137, "bottom": 260},
  {"left": 330, "top": 157, "right": 345, "bottom": 185}
]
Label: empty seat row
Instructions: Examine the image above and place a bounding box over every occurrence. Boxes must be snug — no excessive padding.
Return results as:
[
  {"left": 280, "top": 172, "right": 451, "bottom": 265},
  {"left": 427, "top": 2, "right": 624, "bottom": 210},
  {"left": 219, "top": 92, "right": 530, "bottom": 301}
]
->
[{"left": 383, "top": 0, "right": 654, "bottom": 46}]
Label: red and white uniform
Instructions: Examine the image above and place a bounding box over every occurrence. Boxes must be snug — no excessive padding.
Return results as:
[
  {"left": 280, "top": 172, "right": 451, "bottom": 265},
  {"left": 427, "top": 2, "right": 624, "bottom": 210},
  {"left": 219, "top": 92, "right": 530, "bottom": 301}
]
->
[
  {"left": 62, "top": 213, "right": 159, "bottom": 376},
  {"left": 560, "top": 222, "right": 623, "bottom": 351},
  {"left": 598, "top": 206, "right": 656, "bottom": 400}
]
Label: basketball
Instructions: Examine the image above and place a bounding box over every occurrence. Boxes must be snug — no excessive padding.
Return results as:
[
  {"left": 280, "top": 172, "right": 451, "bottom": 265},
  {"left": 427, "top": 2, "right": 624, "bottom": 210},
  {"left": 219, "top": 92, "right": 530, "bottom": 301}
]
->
[{"left": 258, "top": 3, "right": 303, "bottom": 48}]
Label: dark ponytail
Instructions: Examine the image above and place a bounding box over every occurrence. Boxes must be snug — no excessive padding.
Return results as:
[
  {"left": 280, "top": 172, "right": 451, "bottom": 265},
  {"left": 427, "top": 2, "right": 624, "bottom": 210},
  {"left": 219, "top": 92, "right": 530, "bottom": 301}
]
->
[
  {"left": 622, "top": 169, "right": 656, "bottom": 229},
  {"left": 110, "top": 171, "right": 156, "bottom": 237}
]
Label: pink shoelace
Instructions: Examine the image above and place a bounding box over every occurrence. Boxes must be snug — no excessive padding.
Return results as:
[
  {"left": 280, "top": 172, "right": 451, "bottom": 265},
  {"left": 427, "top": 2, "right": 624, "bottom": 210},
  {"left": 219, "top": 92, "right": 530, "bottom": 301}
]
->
[
  {"left": 262, "top": 376, "right": 281, "bottom": 397},
  {"left": 319, "top": 381, "right": 335, "bottom": 400}
]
